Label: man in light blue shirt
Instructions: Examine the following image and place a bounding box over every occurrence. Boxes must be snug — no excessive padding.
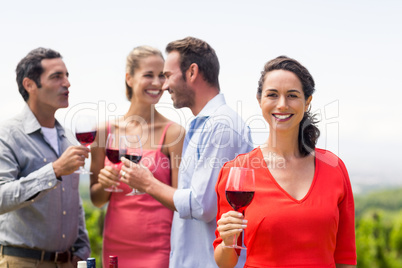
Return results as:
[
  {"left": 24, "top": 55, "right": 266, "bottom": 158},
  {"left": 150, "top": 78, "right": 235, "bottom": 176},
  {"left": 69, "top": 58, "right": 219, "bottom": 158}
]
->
[{"left": 120, "top": 37, "right": 253, "bottom": 267}]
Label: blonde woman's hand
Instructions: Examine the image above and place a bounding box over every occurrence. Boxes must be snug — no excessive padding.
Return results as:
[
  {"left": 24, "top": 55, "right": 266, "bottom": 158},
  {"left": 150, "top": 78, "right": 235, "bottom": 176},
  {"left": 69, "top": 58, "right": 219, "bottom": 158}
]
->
[{"left": 97, "top": 165, "right": 120, "bottom": 189}]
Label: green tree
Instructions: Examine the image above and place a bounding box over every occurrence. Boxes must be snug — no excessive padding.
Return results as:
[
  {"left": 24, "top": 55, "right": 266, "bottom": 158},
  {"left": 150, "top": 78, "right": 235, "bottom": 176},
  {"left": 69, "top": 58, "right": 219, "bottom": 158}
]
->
[
  {"left": 356, "top": 209, "right": 402, "bottom": 267},
  {"left": 83, "top": 201, "right": 105, "bottom": 267},
  {"left": 355, "top": 188, "right": 402, "bottom": 267},
  {"left": 356, "top": 213, "right": 378, "bottom": 267}
]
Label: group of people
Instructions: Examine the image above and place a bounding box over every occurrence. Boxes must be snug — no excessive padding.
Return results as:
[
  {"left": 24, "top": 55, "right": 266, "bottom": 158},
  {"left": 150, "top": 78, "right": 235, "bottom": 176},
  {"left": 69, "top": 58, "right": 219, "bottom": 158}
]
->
[{"left": 0, "top": 36, "right": 357, "bottom": 268}]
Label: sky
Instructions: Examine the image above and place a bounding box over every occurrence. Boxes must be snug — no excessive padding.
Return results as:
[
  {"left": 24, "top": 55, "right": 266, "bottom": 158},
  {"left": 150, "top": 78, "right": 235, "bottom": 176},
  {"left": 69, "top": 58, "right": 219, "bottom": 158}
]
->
[{"left": 1, "top": 0, "right": 401, "bottom": 192}]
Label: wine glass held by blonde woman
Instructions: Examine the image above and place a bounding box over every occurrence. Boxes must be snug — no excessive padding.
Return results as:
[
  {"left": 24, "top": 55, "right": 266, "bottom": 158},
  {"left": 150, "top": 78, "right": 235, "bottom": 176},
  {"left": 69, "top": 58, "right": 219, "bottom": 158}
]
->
[
  {"left": 213, "top": 56, "right": 356, "bottom": 268},
  {"left": 89, "top": 46, "right": 184, "bottom": 268}
]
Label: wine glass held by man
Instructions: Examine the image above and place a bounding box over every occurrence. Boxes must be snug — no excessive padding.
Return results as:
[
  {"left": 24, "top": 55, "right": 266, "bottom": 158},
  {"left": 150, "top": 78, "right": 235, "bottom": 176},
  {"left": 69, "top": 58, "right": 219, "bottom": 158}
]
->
[
  {"left": 74, "top": 114, "right": 97, "bottom": 174},
  {"left": 89, "top": 46, "right": 184, "bottom": 268},
  {"left": 213, "top": 56, "right": 357, "bottom": 268}
]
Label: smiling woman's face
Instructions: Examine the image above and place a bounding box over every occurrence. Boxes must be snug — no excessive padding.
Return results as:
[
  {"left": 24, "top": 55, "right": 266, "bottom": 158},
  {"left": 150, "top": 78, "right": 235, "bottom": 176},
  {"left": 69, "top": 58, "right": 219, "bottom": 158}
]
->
[
  {"left": 126, "top": 55, "right": 165, "bottom": 105},
  {"left": 259, "top": 69, "right": 312, "bottom": 134}
]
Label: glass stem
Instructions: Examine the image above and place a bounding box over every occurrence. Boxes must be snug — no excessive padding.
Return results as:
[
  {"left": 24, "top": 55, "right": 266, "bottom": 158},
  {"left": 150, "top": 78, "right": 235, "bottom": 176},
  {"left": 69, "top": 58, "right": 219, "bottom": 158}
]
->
[{"left": 232, "top": 233, "right": 238, "bottom": 247}]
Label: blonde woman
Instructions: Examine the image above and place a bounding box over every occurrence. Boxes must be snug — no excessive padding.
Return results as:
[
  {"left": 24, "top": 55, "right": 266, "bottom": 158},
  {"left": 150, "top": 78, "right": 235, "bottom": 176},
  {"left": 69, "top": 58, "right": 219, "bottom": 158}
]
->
[{"left": 90, "top": 46, "right": 184, "bottom": 267}]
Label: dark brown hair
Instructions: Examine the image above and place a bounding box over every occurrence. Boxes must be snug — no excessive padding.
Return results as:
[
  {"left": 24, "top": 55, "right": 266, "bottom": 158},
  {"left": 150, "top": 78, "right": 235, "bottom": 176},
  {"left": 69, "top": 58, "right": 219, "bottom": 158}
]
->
[
  {"left": 16, "top": 47, "right": 62, "bottom": 102},
  {"left": 257, "top": 56, "right": 320, "bottom": 156},
  {"left": 166, "top": 36, "right": 220, "bottom": 91}
]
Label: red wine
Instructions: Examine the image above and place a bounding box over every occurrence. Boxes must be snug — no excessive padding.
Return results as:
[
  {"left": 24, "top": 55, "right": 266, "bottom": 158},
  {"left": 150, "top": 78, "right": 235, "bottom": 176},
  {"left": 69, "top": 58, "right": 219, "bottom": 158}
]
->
[
  {"left": 76, "top": 131, "right": 97, "bottom": 146},
  {"left": 106, "top": 149, "right": 121, "bottom": 164},
  {"left": 226, "top": 190, "right": 255, "bottom": 211},
  {"left": 125, "top": 154, "right": 142, "bottom": 164}
]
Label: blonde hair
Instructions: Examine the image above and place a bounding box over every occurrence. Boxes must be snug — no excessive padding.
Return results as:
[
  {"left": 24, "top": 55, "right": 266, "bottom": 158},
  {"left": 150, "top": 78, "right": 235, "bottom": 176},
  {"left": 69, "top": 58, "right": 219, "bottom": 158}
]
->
[{"left": 125, "top": 46, "right": 164, "bottom": 100}]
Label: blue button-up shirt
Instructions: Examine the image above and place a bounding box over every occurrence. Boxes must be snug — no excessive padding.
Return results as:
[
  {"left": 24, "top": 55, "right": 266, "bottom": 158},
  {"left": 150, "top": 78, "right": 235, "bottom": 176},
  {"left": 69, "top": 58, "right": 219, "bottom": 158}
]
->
[
  {"left": 0, "top": 104, "right": 90, "bottom": 259},
  {"left": 170, "top": 94, "right": 253, "bottom": 268}
]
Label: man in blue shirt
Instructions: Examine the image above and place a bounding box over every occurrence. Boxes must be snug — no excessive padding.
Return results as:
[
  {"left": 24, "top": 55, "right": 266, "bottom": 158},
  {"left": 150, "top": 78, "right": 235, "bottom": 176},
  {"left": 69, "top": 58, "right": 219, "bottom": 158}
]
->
[
  {"left": 120, "top": 37, "right": 253, "bottom": 267},
  {"left": 0, "top": 48, "right": 90, "bottom": 267}
]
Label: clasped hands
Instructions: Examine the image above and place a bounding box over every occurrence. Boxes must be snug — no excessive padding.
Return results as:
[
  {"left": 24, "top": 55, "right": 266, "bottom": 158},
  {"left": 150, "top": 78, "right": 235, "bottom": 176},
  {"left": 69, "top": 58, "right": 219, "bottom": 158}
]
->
[{"left": 97, "top": 157, "right": 152, "bottom": 192}]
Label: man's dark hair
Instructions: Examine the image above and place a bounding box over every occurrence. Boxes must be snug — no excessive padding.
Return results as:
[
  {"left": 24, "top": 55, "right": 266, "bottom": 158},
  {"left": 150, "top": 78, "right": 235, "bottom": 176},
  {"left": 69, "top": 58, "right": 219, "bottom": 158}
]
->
[
  {"left": 16, "top": 47, "right": 62, "bottom": 101},
  {"left": 166, "top": 36, "right": 220, "bottom": 90}
]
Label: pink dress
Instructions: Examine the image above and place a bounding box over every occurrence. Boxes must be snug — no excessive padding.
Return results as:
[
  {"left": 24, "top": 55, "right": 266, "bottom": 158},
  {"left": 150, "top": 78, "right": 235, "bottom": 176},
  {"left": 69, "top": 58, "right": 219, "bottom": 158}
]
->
[{"left": 102, "top": 123, "right": 173, "bottom": 268}]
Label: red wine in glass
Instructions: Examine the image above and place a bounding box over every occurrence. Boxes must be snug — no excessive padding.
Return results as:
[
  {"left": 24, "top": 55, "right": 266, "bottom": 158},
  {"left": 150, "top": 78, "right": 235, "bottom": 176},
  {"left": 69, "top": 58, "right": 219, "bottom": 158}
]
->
[
  {"left": 76, "top": 131, "right": 97, "bottom": 147},
  {"left": 224, "top": 167, "right": 255, "bottom": 250},
  {"left": 74, "top": 115, "right": 97, "bottom": 174},
  {"left": 104, "top": 133, "right": 123, "bottom": 192},
  {"left": 121, "top": 135, "right": 143, "bottom": 196},
  {"left": 106, "top": 148, "right": 122, "bottom": 164},
  {"left": 125, "top": 154, "right": 142, "bottom": 164},
  {"left": 225, "top": 190, "right": 255, "bottom": 212}
]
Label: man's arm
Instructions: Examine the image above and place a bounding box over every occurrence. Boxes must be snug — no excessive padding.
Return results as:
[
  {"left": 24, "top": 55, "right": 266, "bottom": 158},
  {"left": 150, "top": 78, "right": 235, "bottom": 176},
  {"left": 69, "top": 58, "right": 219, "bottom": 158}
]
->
[
  {"left": 119, "top": 157, "right": 178, "bottom": 211},
  {"left": 0, "top": 135, "right": 59, "bottom": 214},
  {"left": 121, "top": 123, "right": 252, "bottom": 222},
  {"left": 173, "top": 124, "right": 251, "bottom": 222},
  {"left": 0, "top": 135, "right": 89, "bottom": 214},
  {"left": 119, "top": 123, "right": 185, "bottom": 212}
]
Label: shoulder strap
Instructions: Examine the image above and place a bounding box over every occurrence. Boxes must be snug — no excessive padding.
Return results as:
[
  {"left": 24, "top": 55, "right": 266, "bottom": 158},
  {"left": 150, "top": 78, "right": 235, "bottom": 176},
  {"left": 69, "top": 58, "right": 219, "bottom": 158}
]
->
[{"left": 157, "top": 122, "right": 173, "bottom": 151}]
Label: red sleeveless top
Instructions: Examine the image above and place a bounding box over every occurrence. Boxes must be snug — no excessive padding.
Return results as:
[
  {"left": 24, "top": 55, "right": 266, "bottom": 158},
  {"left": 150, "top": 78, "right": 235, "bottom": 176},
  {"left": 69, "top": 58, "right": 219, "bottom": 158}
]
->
[{"left": 102, "top": 122, "right": 173, "bottom": 268}]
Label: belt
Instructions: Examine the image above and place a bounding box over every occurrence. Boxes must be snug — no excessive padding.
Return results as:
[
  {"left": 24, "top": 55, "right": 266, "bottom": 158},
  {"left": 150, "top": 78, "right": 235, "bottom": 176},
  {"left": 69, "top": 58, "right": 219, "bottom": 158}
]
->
[{"left": 1, "top": 245, "right": 71, "bottom": 263}]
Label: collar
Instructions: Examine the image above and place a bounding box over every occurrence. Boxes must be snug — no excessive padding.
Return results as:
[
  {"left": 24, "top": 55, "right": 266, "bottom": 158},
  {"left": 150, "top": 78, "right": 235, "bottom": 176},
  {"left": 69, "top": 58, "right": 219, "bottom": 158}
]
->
[
  {"left": 20, "top": 103, "right": 65, "bottom": 137},
  {"left": 197, "top": 93, "right": 226, "bottom": 118}
]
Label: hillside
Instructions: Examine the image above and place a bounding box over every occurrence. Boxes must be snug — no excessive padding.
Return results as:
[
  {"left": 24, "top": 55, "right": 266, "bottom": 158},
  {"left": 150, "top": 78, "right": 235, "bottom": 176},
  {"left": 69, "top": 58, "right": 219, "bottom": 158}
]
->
[{"left": 355, "top": 187, "right": 402, "bottom": 217}]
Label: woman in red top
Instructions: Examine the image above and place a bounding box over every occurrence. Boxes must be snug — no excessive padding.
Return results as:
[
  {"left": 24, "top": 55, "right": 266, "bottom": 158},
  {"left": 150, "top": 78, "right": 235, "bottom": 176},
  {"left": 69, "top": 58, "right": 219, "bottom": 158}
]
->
[{"left": 213, "top": 56, "right": 356, "bottom": 268}]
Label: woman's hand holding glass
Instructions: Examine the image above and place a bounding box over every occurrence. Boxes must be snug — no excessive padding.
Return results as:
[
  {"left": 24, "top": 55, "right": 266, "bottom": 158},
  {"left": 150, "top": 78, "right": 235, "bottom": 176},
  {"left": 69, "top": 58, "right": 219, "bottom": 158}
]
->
[
  {"left": 97, "top": 165, "right": 121, "bottom": 191},
  {"left": 104, "top": 133, "right": 124, "bottom": 192},
  {"left": 217, "top": 211, "right": 248, "bottom": 248},
  {"left": 222, "top": 167, "right": 255, "bottom": 249}
]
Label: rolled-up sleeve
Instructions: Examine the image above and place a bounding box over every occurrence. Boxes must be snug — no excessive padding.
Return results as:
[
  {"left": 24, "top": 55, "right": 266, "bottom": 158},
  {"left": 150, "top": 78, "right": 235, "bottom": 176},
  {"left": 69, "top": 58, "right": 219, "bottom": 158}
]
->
[{"left": 173, "top": 188, "right": 192, "bottom": 219}]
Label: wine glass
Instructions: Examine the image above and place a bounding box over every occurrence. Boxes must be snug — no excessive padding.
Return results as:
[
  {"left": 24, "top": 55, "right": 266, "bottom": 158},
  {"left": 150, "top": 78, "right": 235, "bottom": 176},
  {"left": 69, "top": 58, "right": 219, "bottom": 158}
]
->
[
  {"left": 120, "top": 135, "right": 143, "bottom": 196},
  {"left": 104, "top": 133, "right": 123, "bottom": 192},
  {"left": 223, "top": 167, "right": 255, "bottom": 249},
  {"left": 74, "top": 114, "right": 97, "bottom": 174}
]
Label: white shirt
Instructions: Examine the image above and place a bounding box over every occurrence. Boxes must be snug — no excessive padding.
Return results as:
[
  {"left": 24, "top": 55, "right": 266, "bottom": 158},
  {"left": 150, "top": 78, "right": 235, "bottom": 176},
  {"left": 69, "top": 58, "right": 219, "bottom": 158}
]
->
[{"left": 41, "top": 126, "right": 59, "bottom": 155}]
